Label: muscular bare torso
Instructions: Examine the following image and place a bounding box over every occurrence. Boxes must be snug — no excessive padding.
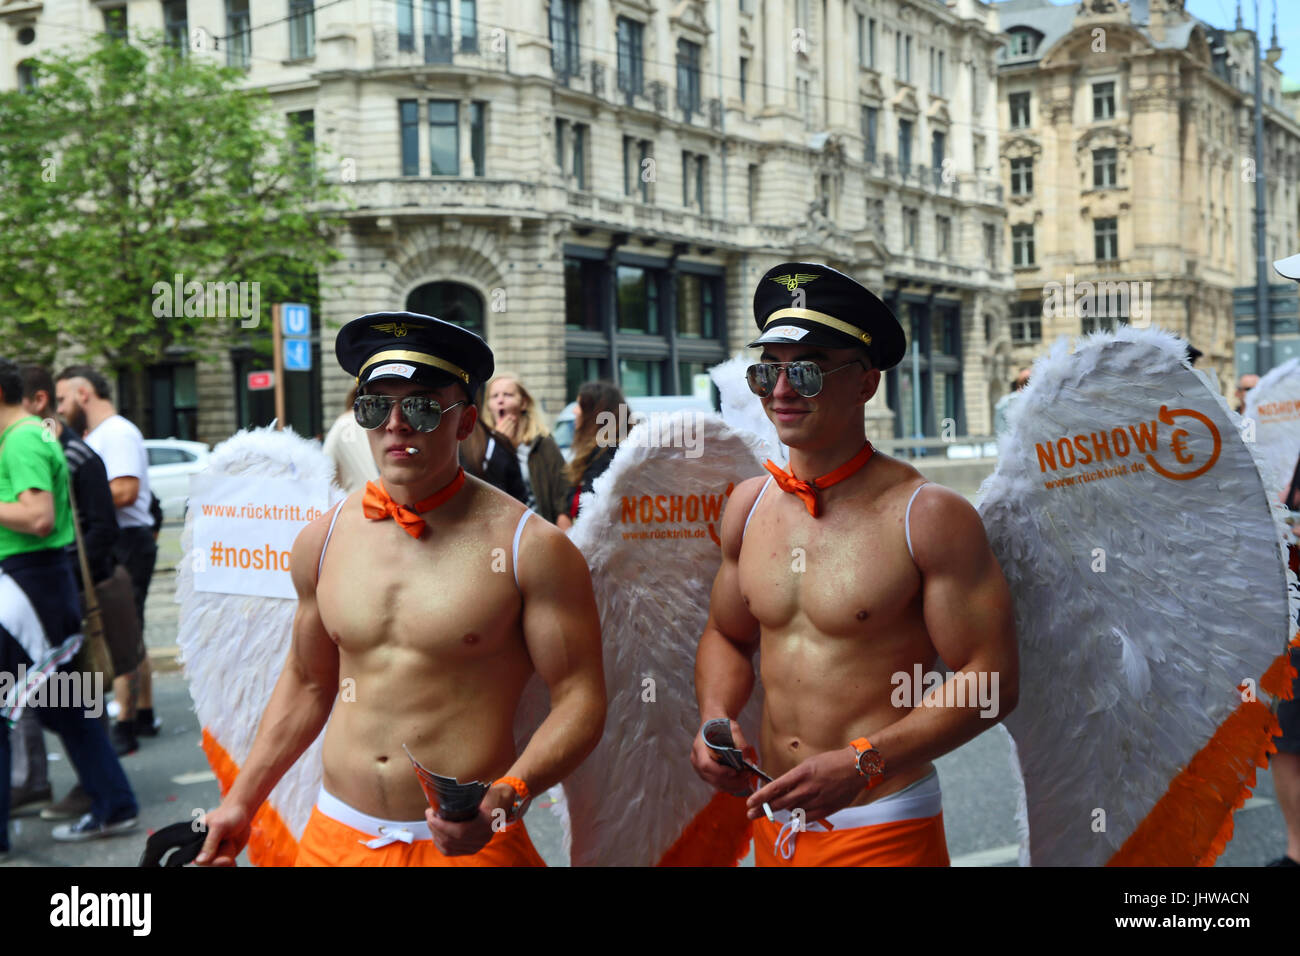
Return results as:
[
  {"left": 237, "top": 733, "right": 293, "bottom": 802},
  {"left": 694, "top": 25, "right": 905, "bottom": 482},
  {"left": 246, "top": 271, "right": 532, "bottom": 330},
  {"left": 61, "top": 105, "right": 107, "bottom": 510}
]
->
[
  {"left": 313, "top": 477, "right": 533, "bottom": 820},
  {"left": 737, "top": 454, "right": 937, "bottom": 803}
]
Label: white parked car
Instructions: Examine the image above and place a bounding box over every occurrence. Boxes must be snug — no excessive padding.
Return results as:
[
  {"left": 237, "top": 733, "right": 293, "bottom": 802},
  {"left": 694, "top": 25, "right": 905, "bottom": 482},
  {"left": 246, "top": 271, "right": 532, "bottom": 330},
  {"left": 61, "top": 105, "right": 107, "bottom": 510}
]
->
[{"left": 144, "top": 439, "right": 211, "bottom": 521}]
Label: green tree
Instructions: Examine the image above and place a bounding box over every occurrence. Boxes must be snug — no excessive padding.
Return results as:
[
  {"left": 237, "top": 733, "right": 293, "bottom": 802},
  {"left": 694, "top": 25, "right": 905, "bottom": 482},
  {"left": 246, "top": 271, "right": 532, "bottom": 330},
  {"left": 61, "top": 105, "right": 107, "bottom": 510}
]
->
[{"left": 0, "top": 33, "right": 343, "bottom": 405}]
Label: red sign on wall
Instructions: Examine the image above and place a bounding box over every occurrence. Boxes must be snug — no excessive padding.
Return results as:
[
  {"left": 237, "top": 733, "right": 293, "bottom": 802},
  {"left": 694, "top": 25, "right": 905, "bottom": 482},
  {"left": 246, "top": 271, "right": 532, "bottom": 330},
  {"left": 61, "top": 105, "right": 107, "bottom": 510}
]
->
[{"left": 247, "top": 371, "right": 275, "bottom": 391}]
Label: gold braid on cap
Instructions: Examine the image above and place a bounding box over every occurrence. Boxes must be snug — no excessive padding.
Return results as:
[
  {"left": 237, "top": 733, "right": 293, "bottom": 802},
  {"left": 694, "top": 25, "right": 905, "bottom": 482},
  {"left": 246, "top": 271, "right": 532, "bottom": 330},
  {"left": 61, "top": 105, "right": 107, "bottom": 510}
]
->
[
  {"left": 357, "top": 350, "right": 471, "bottom": 384},
  {"left": 764, "top": 308, "right": 873, "bottom": 346}
]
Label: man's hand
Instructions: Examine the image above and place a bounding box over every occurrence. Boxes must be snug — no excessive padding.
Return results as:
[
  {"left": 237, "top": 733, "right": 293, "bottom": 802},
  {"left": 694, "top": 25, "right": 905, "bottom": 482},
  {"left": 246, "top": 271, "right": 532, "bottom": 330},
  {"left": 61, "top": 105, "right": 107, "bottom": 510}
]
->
[
  {"left": 745, "top": 746, "right": 863, "bottom": 823},
  {"left": 690, "top": 717, "right": 758, "bottom": 796},
  {"left": 193, "top": 801, "right": 253, "bottom": 867},
  {"left": 423, "top": 783, "right": 515, "bottom": 857}
]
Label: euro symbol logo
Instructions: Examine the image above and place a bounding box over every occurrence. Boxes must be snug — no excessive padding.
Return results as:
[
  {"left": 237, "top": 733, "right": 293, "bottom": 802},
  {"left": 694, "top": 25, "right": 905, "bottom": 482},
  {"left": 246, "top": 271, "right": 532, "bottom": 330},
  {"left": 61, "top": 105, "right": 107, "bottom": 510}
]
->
[{"left": 1145, "top": 405, "right": 1221, "bottom": 481}]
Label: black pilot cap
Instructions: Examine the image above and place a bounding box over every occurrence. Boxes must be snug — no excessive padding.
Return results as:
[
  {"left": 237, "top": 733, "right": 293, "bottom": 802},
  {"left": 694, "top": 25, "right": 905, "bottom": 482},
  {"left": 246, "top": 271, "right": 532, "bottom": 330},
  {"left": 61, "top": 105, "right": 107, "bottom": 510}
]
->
[
  {"left": 749, "top": 262, "right": 906, "bottom": 370},
  {"left": 335, "top": 311, "right": 494, "bottom": 400}
]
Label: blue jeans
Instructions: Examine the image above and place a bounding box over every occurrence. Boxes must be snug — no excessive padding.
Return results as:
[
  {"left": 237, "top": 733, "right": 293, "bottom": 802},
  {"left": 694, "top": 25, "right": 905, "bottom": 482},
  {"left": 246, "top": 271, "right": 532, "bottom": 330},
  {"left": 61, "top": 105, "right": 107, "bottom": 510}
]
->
[{"left": 1, "top": 696, "right": 138, "bottom": 852}]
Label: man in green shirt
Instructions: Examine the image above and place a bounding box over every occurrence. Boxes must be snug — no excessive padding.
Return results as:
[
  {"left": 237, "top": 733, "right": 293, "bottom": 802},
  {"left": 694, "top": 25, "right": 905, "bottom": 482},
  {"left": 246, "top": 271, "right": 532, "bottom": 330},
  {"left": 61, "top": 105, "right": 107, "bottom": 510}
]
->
[{"left": 0, "top": 358, "right": 138, "bottom": 858}]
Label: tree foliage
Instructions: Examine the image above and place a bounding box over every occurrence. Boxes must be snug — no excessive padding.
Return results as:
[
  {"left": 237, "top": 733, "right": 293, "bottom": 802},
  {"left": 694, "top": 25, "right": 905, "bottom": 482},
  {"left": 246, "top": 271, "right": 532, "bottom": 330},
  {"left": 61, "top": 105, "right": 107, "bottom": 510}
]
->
[{"left": 0, "top": 33, "right": 343, "bottom": 370}]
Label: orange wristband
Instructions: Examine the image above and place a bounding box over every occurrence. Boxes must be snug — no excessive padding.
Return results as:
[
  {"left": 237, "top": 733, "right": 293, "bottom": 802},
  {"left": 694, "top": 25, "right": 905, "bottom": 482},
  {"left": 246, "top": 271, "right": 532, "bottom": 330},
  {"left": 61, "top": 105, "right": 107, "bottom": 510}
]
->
[{"left": 494, "top": 775, "right": 530, "bottom": 803}]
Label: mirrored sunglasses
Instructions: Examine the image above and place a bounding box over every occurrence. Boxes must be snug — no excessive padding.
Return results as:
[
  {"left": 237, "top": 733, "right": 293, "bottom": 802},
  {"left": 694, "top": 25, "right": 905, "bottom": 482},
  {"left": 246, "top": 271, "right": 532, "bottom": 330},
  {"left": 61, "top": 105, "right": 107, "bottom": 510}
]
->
[
  {"left": 353, "top": 394, "right": 464, "bottom": 432},
  {"left": 745, "top": 359, "right": 867, "bottom": 398}
]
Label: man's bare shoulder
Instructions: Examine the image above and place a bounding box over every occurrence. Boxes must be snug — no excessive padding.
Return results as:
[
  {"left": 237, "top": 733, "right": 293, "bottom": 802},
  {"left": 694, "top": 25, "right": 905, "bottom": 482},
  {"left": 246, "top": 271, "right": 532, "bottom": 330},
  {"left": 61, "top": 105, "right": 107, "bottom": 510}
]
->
[
  {"left": 290, "top": 497, "right": 349, "bottom": 596},
  {"left": 720, "top": 473, "right": 769, "bottom": 560},
  {"left": 904, "top": 481, "right": 994, "bottom": 573}
]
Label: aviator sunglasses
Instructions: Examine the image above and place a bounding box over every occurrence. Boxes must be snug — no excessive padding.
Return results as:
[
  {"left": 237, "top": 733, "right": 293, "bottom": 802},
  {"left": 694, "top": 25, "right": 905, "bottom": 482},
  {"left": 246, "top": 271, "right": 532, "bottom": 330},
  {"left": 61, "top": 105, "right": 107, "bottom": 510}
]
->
[
  {"left": 745, "top": 358, "right": 869, "bottom": 398},
  {"left": 353, "top": 394, "right": 465, "bottom": 432}
]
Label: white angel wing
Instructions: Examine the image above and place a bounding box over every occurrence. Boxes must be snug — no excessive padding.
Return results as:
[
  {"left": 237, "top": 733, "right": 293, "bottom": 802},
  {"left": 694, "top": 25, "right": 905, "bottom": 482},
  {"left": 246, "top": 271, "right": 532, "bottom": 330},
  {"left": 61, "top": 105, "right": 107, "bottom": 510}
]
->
[
  {"left": 710, "top": 355, "right": 786, "bottom": 465},
  {"left": 176, "top": 426, "right": 343, "bottom": 865},
  {"left": 978, "top": 326, "right": 1295, "bottom": 866},
  {"left": 1241, "top": 356, "right": 1300, "bottom": 501},
  {"left": 551, "top": 412, "right": 767, "bottom": 866}
]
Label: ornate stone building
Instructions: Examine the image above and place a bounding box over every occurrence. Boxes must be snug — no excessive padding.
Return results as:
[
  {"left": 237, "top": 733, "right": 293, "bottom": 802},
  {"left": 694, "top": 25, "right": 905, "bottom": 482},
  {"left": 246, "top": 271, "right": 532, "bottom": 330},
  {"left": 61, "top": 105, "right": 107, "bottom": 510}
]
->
[
  {"left": 2, "top": 0, "right": 1013, "bottom": 443},
  {"left": 994, "top": 0, "right": 1300, "bottom": 395}
]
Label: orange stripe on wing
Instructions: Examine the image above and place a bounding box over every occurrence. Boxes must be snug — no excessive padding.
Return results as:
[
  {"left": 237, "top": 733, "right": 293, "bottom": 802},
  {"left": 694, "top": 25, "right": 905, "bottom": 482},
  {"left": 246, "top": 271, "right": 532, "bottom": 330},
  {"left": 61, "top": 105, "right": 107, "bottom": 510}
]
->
[
  {"left": 1106, "top": 645, "right": 1295, "bottom": 867},
  {"left": 201, "top": 728, "right": 301, "bottom": 867},
  {"left": 655, "top": 791, "right": 753, "bottom": 867}
]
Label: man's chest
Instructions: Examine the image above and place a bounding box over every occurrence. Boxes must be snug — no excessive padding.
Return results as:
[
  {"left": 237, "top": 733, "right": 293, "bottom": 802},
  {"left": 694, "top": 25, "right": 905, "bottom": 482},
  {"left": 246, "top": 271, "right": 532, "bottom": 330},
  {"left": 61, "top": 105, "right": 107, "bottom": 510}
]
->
[
  {"left": 738, "top": 502, "right": 920, "bottom": 635},
  {"left": 316, "top": 522, "right": 523, "bottom": 661}
]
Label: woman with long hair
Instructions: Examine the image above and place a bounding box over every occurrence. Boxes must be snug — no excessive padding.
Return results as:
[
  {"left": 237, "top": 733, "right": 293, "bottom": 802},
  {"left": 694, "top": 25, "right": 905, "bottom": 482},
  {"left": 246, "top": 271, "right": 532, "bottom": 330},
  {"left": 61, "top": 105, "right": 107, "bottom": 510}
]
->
[
  {"left": 483, "top": 373, "right": 568, "bottom": 523},
  {"left": 558, "top": 381, "right": 627, "bottom": 530}
]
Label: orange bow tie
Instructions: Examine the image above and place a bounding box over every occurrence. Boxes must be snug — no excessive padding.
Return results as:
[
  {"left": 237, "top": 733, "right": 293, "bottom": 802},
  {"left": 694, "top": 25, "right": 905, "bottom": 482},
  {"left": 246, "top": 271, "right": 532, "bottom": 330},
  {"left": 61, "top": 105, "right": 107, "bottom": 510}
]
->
[
  {"left": 763, "top": 442, "right": 875, "bottom": 518},
  {"left": 362, "top": 470, "right": 466, "bottom": 538}
]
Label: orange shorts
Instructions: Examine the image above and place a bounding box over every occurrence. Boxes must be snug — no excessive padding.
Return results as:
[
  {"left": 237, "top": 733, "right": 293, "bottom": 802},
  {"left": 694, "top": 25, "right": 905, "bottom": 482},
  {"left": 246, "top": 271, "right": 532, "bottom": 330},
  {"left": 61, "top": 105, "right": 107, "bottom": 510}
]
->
[
  {"left": 293, "top": 788, "right": 546, "bottom": 867},
  {"left": 752, "top": 771, "right": 950, "bottom": 867}
]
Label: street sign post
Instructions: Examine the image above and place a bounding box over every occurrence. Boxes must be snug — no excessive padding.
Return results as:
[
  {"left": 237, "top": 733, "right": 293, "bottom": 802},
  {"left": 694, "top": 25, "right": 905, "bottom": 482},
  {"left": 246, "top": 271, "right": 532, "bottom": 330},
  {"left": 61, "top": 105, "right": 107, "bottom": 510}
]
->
[
  {"left": 284, "top": 339, "right": 312, "bottom": 371},
  {"left": 281, "top": 302, "right": 311, "bottom": 337}
]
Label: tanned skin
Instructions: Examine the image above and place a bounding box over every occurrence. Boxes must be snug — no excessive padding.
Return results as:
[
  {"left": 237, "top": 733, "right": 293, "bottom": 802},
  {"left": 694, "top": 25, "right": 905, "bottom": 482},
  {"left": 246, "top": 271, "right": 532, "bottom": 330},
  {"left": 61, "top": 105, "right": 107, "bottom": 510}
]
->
[
  {"left": 197, "top": 378, "right": 605, "bottom": 863},
  {"left": 691, "top": 343, "right": 1018, "bottom": 825}
]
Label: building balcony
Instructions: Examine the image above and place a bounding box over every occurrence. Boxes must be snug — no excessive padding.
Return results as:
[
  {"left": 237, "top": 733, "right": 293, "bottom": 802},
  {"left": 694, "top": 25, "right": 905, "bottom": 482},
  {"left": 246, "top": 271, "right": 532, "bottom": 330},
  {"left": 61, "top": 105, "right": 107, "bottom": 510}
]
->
[{"left": 340, "top": 178, "right": 544, "bottom": 218}]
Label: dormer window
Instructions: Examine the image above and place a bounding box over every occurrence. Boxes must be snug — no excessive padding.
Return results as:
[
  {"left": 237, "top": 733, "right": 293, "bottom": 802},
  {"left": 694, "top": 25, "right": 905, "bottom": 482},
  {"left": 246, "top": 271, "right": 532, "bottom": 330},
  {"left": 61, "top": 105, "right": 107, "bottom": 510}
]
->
[{"left": 1006, "top": 28, "right": 1041, "bottom": 58}]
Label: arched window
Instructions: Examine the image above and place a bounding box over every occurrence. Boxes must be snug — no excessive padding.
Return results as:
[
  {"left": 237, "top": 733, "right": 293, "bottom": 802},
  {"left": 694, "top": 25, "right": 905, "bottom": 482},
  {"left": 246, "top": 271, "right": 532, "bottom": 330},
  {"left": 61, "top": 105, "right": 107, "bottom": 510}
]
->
[{"left": 405, "top": 280, "right": 484, "bottom": 335}]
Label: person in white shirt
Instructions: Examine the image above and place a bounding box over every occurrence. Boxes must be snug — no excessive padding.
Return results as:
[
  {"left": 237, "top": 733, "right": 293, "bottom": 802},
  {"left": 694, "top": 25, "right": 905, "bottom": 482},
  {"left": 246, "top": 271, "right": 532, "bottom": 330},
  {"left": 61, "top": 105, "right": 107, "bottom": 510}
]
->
[
  {"left": 322, "top": 387, "right": 380, "bottom": 494},
  {"left": 55, "top": 367, "right": 156, "bottom": 757}
]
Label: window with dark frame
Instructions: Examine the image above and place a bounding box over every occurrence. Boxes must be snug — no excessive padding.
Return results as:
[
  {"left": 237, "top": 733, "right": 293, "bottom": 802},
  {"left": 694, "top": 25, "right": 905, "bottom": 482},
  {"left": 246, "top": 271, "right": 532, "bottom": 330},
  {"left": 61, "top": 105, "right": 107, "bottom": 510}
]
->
[
  {"left": 1009, "top": 91, "right": 1031, "bottom": 128},
  {"left": 937, "top": 215, "right": 951, "bottom": 255},
  {"left": 572, "top": 123, "right": 588, "bottom": 189},
  {"left": 617, "top": 17, "right": 644, "bottom": 98},
  {"left": 550, "top": 0, "right": 581, "bottom": 77},
  {"left": 1093, "top": 81, "right": 1115, "bottom": 121},
  {"left": 1095, "top": 217, "right": 1118, "bottom": 261},
  {"left": 163, "top": 1, "right": 187, "bottom": 56},
  {"left": 470, "top": 101, "right": 486, "bottom": 176},
  {"left": 429, "top": 100, "right": 459, "bottom": 175},
  {"left": 1012, "top": 224, "right": 1035, "bottom": 266},
  {"left": 1093, "top": 147, "right": 1117, "bottom": 187},
  {"left": 1010, "top": 156, "right": 1033, "bottom": 195},
  {"left": 460, "top": 0, "right": 477, "bottom": 53},
  {"left": 677, "top": 38, "right": 702, "bottom": 117},
  {"left": 425, "top": 0, "right": 452, "bottom": 63},
  {"left": 289, "top": 0, "right": 315, "bottom": 59},
  {"left": 398, "top": 0, "right": 415, "bottom": 52},
  {"left": 400, "top": 100, "right": 420, "bottom": 175},
  {"left": 1009, "top": 301, "right": 1042, "bottom": 344},
  {"left": 16, "top": 60, "right": 37, "bottom": 92},
  {"left": 227, "top": 1, "right": 251, "bottom": 69},
  {"left": 739, "top": 56, "right": 748, "bottom": 103},
  {"left": 862, "top": 105, "right": 877, "bottom": 163},
  {"left": 103, "top": 5, "right": 128, "bottom": 39},
  {"left": 288, "top": 109, "right": 314, "bottom": 179},
  {"left": 898, "top": 118, "right": 913, "bottom": 175}
]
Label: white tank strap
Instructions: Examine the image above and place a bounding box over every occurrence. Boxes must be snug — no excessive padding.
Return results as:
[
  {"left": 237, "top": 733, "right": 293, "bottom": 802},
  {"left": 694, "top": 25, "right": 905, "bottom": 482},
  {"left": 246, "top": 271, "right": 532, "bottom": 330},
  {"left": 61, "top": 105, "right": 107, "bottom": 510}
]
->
[
  {"left": 512, "top": 509, "right": 534, "bottom": 591},
  {"left": 484, "top": 436, "right": 496, "bottom": 471},
  {"left": 316, "top": 499, "right": 346, "bottom": 584},
  {"left": 741, "top": 477, "right": 774, "bottom": 541},
  {"left": 904, "top": 482, "right": 932, "bottom": 565}
]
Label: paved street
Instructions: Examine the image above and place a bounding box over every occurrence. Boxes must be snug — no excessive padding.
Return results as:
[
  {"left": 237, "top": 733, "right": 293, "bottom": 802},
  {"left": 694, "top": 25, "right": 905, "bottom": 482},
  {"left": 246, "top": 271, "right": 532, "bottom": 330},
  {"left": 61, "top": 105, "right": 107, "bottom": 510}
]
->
[{"left": 2, "top": 520, "right": 1287, "bottom": 867}]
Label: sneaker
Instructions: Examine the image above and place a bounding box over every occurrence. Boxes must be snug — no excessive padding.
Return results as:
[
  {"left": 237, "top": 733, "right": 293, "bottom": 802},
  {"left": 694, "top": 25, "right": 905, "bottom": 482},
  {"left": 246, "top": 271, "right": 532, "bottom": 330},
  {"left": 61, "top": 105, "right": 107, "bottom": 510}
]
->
[
  {"left": 1265, "top": 855, "right": 1300, "bottom": 867},
  {"left": 9, "top": 783, "right": 53, "bottom": 818},
  {"left": 51, "top": 812, "right": 138, "bottom": 842},
  {"left": 111, "top": 723, "right": 138, "bottom": 757},
  {"left": 40, "top": 785, "right": 92, "bottom": 821}
]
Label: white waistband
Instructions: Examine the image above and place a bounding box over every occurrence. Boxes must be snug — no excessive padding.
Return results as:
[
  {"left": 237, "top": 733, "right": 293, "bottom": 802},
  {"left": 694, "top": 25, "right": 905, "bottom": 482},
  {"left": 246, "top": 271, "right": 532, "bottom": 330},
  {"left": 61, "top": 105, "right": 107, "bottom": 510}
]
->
[
  {"left": 316, "top": 786, "right": 434, "bottom": 841},
  {"left": 769, "top": 769, "right": 943, "bottom": 830}
]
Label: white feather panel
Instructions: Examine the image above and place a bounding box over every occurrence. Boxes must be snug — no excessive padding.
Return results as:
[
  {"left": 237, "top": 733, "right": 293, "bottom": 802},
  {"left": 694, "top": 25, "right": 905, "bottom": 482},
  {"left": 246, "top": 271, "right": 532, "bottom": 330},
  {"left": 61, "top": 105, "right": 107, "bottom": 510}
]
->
[
  {"left": 1241, "top": 356, "right": 1300, "bottom": 502},
  {"left": 709, "top": 356, "right": 786, "bottom": 466},
  {"left": 977, "top": 326, "right": 1295, "bottom": 866},
  {"left": 176, "top": 426, "right": 343, "bottom": 843},
  {"left": 557, "top": 412, "right": 767, "bottom": 866}
]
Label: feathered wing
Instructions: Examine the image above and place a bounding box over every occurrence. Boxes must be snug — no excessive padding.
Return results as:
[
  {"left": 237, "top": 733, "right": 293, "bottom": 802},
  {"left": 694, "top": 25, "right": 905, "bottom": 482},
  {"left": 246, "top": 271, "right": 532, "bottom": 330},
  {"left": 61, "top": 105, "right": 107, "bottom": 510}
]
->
[
  {"left": 176, "top": 426, "right": 343, "bottom": 866},
  {"left": 710, "top": 356, "right": 786, "bottom": 465},
  {"left": 978, "top": 327, "right": 1296, "bottom": 866},
  {"left": 536, "top": 413, "right": 767, "bottom": 866},
  {"left": 1242, "top": 356, "right": 1300, "bottom": 501}
]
